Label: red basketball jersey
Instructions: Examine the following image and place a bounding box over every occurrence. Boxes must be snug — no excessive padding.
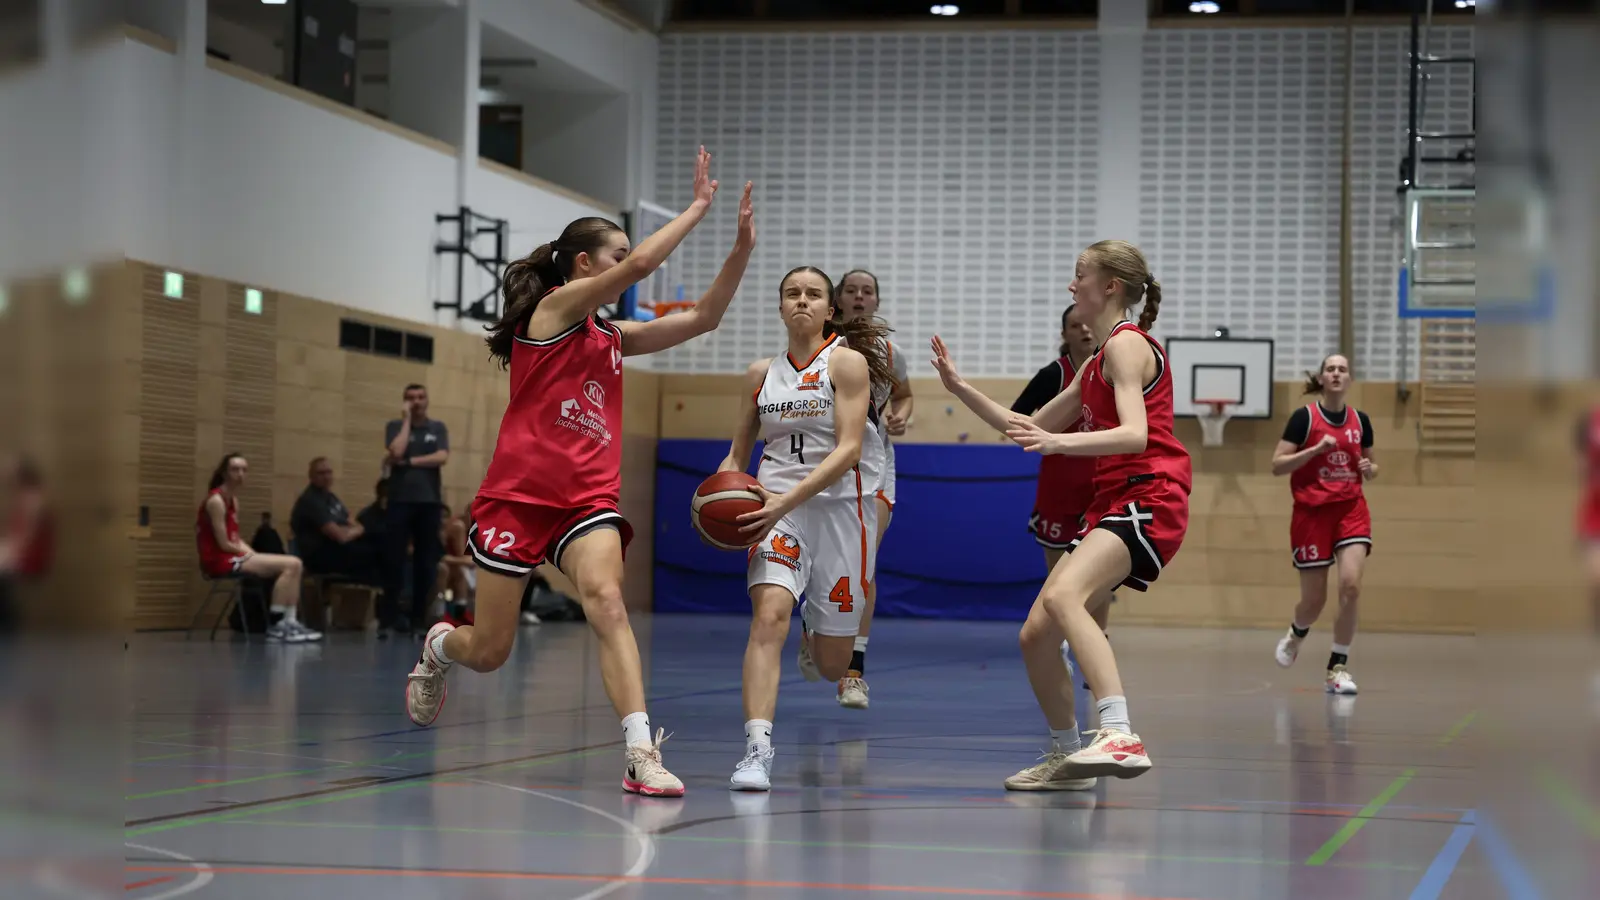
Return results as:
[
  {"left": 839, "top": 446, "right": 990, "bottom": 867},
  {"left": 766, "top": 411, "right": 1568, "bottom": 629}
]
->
[
  {"left": 477, "top": 308, "right": 625, "bottom": 511},
  {"left": 195, "top": 488, "right": 239, "bottom": 569},
  {"left": 1289, "top": 403, "right": 1366, "bottom": 507},
  {"left": 1077, "top": 321, "right": 1192, "bottom": 501},
  {"left": 1036, "top": 356, "right": 1096, "bottom": 513},
  {"left": 1582, "top": 407, "right": 1600, "bottom": 489},
  {"left": 7, "top": 505, "right": 52, "bottom": 577}
]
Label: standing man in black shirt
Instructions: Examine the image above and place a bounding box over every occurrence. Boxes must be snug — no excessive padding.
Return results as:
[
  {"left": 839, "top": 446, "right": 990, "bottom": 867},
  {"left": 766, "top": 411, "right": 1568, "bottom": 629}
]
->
[{"left": 382, "top": 384, "right": 450, "bottom": 635}]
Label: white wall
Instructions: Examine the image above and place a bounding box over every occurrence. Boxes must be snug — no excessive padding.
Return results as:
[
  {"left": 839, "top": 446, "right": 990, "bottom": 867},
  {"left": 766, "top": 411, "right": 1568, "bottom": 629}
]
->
[
  {"left": 654, "top": 26, "right": 1475, "bottom": 382},
  {"left": 523, "top": 91, "right": 632, "bottom": 209},
  {"left": 116, "top": 37, "right": 611, "bottom": 327}
]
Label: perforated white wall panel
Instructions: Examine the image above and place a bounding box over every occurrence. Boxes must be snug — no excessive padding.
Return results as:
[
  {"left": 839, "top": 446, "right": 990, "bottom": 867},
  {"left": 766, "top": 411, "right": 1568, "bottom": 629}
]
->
[
  {"left": 656, "top": 26, "right": 1472, "bottom": 381},
  {"left": 655, "top": 31, "right": 1102, "bottom": 375}
]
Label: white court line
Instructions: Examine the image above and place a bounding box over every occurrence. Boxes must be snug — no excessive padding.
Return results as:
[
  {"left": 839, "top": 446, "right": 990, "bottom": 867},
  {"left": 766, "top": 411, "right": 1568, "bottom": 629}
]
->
[
  {"left": 475, "top": 778, "right": 656, "bottom": 900},
  {"left": 123, "top": 843, "right": 214, "bottom": 899}
]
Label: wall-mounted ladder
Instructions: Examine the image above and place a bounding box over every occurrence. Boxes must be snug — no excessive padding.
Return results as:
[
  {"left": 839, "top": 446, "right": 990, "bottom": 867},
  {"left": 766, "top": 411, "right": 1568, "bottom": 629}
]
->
[{"left": 1398, "top": 0, "right": 1475, "bottom": 455}]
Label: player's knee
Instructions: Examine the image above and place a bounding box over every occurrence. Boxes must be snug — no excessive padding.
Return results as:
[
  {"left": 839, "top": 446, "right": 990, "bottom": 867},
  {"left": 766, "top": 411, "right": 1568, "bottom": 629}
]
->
[
  {"left": 580, "top": 582, "right": 629, "bottom": 634},
  {"left": 1041, "top": 584, "right": 1092, "bottom": 615},
  {"left": 750, "top": 603, "right": 790, "bottom": 640},
  {"left": 1338, "top": 578, "right": 1361, "bottom": 604},
  {"left": 478, "top": 630, "right": 515, "bottom": 671},
  {"left": 1018, "top": 613, "right": 1053, "bottom": 651}
]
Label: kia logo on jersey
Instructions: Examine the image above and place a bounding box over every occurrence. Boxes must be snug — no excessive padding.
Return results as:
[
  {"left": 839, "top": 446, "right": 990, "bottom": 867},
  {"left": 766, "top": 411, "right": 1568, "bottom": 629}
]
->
[
  {"left": 583, "top": 380, "right": 605, "bottom": 408},
  {"left": 1326, "top": 450, "right": 1351, "bottom": 467}
]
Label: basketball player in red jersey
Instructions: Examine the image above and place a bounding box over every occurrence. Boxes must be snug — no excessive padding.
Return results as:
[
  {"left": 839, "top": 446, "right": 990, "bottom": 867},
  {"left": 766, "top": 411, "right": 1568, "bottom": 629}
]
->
[
  {"left": 0, "top": 455, "right": 52, "bottom": 633},
  {"left": 1270, "top": 354, "right": 1376, "bottom": 695},
  {"left": 933, "top": 240, "right": 1187, "bottom": 785},
  {"left": 405, "top": 149, "right": 756, "bottom": 798},
  {"left": 197, "top": 453, "right": 320, "bottom": 642},
  {"left": 1577, "top": 404, "right": 1600, "bottom": 705}
]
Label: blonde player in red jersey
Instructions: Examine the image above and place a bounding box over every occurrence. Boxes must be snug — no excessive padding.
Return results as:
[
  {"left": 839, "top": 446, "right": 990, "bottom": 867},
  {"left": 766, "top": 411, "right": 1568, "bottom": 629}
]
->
[
  {"left": 1270, "top": 354, "right": 1376, "bottom": 695},
  {"left": 717, "top": 266, "right": 896, "bottom": 791},
  {"left": 932, "top": 240, "right": 1190, "bottom": 786},
  {"left": 406, "top": 149, "right": 756, "bottom": 798},
  {"left": 833, "top": 269, "right": 913, "bottom": 709}
]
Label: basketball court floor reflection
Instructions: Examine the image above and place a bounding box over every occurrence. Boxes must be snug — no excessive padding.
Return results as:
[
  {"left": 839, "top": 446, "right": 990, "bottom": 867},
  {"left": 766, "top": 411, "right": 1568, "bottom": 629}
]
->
[{"left": 117, "top": 613, "right": 1561, "bottom": 900}]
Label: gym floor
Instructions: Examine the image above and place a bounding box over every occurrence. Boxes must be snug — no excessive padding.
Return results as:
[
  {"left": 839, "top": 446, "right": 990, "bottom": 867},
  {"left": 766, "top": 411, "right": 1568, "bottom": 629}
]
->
[{"left": 117, "top": 616, "right": 1588, "bottom": 899}]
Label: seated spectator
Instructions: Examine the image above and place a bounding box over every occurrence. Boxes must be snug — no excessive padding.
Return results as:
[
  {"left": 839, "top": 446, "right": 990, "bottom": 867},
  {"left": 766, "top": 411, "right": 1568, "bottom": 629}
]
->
[
  {"left": 290, "top": 457, "right": 366, "bottom": 578},
  {"left": 0, "top": 455, "right": 53, "bottom": 634},
  {"left": 197, "top": 453, "right": 320, "bottom": 642},
  {"left": 253, "top": 511, "right": 286, "bottom": 556}
]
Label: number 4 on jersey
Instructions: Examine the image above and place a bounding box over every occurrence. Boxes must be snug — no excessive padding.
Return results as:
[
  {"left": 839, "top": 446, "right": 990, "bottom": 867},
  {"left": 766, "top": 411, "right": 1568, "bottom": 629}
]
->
[{"left": 829, "top": 577, "right": 852, "bottom": 612}]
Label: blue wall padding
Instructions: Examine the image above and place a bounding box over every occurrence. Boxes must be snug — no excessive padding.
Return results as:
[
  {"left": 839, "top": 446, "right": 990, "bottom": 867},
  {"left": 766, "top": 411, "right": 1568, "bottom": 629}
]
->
[{"left": 653, "top": 439, "right": 1052, "bottom": 621}]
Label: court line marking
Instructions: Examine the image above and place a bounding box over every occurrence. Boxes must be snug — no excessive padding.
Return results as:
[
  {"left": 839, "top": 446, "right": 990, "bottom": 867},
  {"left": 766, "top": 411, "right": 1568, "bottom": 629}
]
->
[
  {"left": 218, "top": 816, "right": 1429, "bottom": 871},
  {"left": 1437, "top": 711, "right": 1477, "bottom": 745},
  {"left": 1473, "top": 810, "right": 1544, "bottom": 900},
  {"left": 476, "top": 779, "right": 656, "bottom": 900},
  {"left": 119, "top": 862, "right": 1202, "bottom": 899},
  {"left": 124, "top": 745, "right": 618, "bottom": 835},
  {"left": 1533, "top": 769, "right": 1600, "bottom": 839},
  {"left": 1305, "top": 768, "right": 1416, "bottom": 866},
  {"left": 123, "top": 843, "right": 213, "bottom": 899},
  {"left": 128, "top": 744, "right": 457, "bottom": 800},
  {"left": 1406, "top": 810, "right": 1475, "bottom": 900}
]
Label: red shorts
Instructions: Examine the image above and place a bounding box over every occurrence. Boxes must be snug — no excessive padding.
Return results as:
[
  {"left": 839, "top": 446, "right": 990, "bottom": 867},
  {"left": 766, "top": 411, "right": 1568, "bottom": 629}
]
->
[
  {"left": 1068, "top": 479, "right": 1189, "bottom": 592},
  {"left": 200, "top": 553, "right": 248, "bottom": 579},
  {"left": 1290, "top": 497, "right": 1372, "bottom": 569},
  {"left": 1029, "top": 507, "right": 1088, "bottom": 550},
  {"left": 467, "top": 497, "right": 633, "bottom": 577},
  {"left": 1578, "top": 496, "right": 1600, "bottom": 543}
]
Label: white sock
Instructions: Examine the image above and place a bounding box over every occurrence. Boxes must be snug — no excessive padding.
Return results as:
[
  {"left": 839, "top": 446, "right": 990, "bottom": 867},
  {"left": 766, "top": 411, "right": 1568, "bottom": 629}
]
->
[
  {"left": 1096, "top": 696, "right": 1131, "bottom": 735},
  {"left": 273, "top": 605, "right": 298, "bottom": 624},
  {"left": 1330, "top": 642, "right": 1351, "bottom": 656},
  {"left": 745, "top": 718, "right": 773, "bottom": 751},
  {"left": 853, "top": 635, "right": 869, "bottom": 652},
  {"left": 1050, "top": 724, "right": 1082, "bottom": 753},
  {"left": 429, "top": 628, "right": 453, "bottom": 665},
  {"left": 621, "top": 712, "right": 651, "bottom": 746}
]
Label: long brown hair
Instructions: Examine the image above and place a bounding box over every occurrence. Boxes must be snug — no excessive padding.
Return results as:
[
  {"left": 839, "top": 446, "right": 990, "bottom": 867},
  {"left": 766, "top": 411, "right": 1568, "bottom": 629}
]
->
[
  {"left": 1058, "top": 303, "right": 1078, "bottom": 358},
  {"left": 207, "top": 453, "right": 244, "bottom": 491},
  {"left": 486, "top": 216, "right": 625, "bottom": 367},
  {"left": 1081, "top": 240, "right": 1162, "bottom": 331},
  {"left": 781, "top": 266, "right": 896, "bottom": 391}
]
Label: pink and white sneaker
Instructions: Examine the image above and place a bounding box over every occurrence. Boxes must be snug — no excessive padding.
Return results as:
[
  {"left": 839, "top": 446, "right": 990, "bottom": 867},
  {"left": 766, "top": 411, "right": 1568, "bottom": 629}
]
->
[
  {"left": 1061, "top": 728, "right": 1153, "bottom": 780},
  {"left": 405, "top": 622, "right": 454, "bottom": 727},
  {"left": 623, "top": 728, "right": 685, "bottom": 798}
]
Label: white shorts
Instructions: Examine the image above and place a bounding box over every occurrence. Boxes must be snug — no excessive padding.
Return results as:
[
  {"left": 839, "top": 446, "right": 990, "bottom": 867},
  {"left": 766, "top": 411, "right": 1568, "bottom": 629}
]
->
[
  {"left": 747, "top": 497, "right": 878, "bottom": 638},
  {"left": 875, "top": 443, "right": 897, "bottom": 509}
]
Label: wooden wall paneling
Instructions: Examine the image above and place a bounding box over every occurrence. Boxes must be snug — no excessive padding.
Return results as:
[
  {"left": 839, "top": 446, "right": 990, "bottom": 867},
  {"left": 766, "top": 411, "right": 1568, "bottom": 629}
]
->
[
  {"left": 136, "top": 265, "right": 202, "bottom": 629},
  {"left": 224, "top": 281, "right": 279, "bottom": 533},
  {"left": 620, "top": 369, "right": 661, "bottom": 612}
]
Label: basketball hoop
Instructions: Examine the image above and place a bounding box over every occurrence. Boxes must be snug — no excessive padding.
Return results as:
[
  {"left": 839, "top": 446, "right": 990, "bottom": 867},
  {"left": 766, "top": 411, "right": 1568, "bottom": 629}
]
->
[
  {"left": 1196, "top": 399, "right": 1235, "bottom": 447},
  {"left": 638, "top": 300, "right": 696, "bottom": 319}
]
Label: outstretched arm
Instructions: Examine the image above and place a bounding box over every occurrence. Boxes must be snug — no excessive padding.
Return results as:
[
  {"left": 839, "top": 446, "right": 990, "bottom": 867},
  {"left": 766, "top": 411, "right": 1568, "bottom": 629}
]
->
[
  {"left": 538, "top": 147, "right": 719, "bottom": 327},
  {"left": 720, "top": 359, "right": 769, "bottom": 474},
  {"left": 1007, "top": 332, "right": 1149, "bottom": 457},
  {"left": 929, "top": 335, "right": 1021, "bottom": 435},
  {"left": 618, "top": 182, "right": 756, "bottom": 357}
]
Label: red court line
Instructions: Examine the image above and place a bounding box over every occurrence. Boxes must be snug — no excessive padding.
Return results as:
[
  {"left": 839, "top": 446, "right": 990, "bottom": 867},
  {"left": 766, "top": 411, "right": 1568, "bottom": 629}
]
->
[
  {"left": 124, "top": 864, "right": 1199, "bottom": 899},
  {"left": 124, "top": 875, "right": 175, "bottom": 891}
]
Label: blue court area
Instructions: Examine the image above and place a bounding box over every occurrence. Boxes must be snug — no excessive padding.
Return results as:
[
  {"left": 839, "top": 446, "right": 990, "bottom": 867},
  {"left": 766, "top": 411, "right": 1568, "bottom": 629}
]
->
[{"left": 112, "top": 616, "right": 1583, "bottom": 900}]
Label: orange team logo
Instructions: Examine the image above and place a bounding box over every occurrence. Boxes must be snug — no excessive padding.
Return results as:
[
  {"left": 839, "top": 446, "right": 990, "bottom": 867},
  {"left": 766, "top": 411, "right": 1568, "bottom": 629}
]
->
[
  {"left": 770, "top": 533, "right": 801, "bottom": 561},
  {"left": 797, "top": 371, "right": 822, "bottom": 391}
]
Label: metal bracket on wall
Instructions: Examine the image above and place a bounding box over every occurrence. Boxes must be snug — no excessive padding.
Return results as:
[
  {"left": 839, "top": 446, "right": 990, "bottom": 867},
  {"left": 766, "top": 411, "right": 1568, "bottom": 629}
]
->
[{"left": 434, "top": 206, "right": 509, "bottom": 322}]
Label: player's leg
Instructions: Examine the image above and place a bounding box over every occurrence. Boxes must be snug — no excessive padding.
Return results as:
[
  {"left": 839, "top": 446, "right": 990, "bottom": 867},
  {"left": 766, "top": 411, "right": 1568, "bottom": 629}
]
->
[
  {"left": 558, "top": 522, "right": 682, "bottom": 797},
  {"left": 1039, "top": 528, "right": 1152, "bottom": 779},
  {"left": 1008, "top": 584, "right": 1095, "bottom": 792},
  {"left": 1325, "top": 539, "right": 1369, "bottom": 695},
  {"left": 804, "top": 502, "right": 872, "bottom": 684},
  {"left": 1586, "top": 542, "right": 1600, "bottom": 704},
  {"left": 237, "top": 552, "right": 318, "bottom": 641},
  {"left": 838, "top": 494, "right": 891, "bottom": 709},
  {"left": 1278, "top": 504, "right": 1333, "bottom": 668},
  {"left": 734, "top": 582, "right": 795, "bottom": 791},
  {"left": 407, "top": 564, "right": 525, "bottom": 727}
]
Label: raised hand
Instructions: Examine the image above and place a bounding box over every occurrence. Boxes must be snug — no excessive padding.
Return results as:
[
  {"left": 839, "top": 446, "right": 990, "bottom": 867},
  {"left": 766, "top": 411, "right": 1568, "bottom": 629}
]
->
[
  {"left": 692, "top": 146, "right": 718, "bottom": 208},
  {"left": 930, "top": 335, "right": 965, "bottom": 392},
  {"left": 734, "top": 181, "right": 755, "bottom": 250}
]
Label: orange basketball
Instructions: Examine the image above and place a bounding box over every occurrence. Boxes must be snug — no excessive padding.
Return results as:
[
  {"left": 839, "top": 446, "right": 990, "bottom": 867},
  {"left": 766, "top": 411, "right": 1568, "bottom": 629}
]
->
[{"left": 692, "top": 471, "right": 764, "bottom": 550}]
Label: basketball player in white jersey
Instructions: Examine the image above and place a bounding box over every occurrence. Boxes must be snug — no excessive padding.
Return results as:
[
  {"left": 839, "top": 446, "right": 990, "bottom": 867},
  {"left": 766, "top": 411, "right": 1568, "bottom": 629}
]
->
[
  {"left": 835, "top": 269, "right": 913, "bottom": 709},
  {"left": 717, "top": 266, "right": 898, "bottom": 791}
]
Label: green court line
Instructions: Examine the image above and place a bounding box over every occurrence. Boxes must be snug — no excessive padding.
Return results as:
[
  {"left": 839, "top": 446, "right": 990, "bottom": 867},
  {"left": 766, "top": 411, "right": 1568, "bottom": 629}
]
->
[
  {"left": 1305, "top": 768, "right": 1417, "bottom": 866},
  {"left": 224, "top": 817, "right": 1425, "bottom": 871},
  {"left": 124, "top": 746, "right": 612, "bottom": 838},
  {"left": 1535, "top": 770, "right": 1600, "bottom": 840},
  {"left": 1437, "top": 711, "right": 1478, "bottom": 745}
]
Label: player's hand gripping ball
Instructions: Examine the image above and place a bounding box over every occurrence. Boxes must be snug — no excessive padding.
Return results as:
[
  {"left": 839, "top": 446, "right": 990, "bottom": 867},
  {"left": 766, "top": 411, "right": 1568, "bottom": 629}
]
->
[{"left": 692, "top": 472, "right": 765, "bottom": 550}]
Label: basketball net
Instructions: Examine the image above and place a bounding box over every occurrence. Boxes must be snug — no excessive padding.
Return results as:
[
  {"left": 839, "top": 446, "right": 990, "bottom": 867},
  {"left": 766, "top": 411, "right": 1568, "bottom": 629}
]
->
[{"left": 1197, "top": 400, "right": 1233, "bottom": 447}]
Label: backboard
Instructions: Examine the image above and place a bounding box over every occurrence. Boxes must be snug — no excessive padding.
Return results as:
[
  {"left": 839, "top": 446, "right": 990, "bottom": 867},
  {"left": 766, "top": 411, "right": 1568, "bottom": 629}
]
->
[{"left": 1165, "top": 337, "right": 1275, "bottom": 419}]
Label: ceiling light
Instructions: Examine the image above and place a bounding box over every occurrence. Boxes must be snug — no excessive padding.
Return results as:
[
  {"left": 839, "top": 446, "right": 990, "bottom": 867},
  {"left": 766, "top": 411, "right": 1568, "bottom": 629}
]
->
[
  {"left": 261, "top": 0, "right": 288, "bottom": 6},
  {"left": 929, "top": 4, "right": 960, "bottom": 15},
  {"left": 1453, "top": 0, "right": 1474, "bottom": 7},
  {"left": 1188, "top": 1, "right": 1220, "bottom": 11}
]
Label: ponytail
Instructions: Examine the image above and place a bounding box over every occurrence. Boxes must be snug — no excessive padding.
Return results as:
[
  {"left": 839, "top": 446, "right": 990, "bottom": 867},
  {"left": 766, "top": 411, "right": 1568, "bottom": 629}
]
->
[
  {"left": 1057, "top": 302, "right": 1077, "bottom": 357},
  {"left": 485, "top": 216, "right": 625, "bottom": 368},
  {"left": 1137, "top": 278, "right": 1162, "bottom": 331},
  {"left": 829, "top": 315, "right": 897, "bottom": 394},
  {"left": 1303, "top": 372, "right": 1325, "bottom": 395}
]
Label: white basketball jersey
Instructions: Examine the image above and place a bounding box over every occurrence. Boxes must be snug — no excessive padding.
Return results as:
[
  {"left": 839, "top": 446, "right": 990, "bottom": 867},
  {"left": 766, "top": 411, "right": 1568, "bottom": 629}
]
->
[{"left": 755, "top": 336, "right": 865, "bottom": 504}]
